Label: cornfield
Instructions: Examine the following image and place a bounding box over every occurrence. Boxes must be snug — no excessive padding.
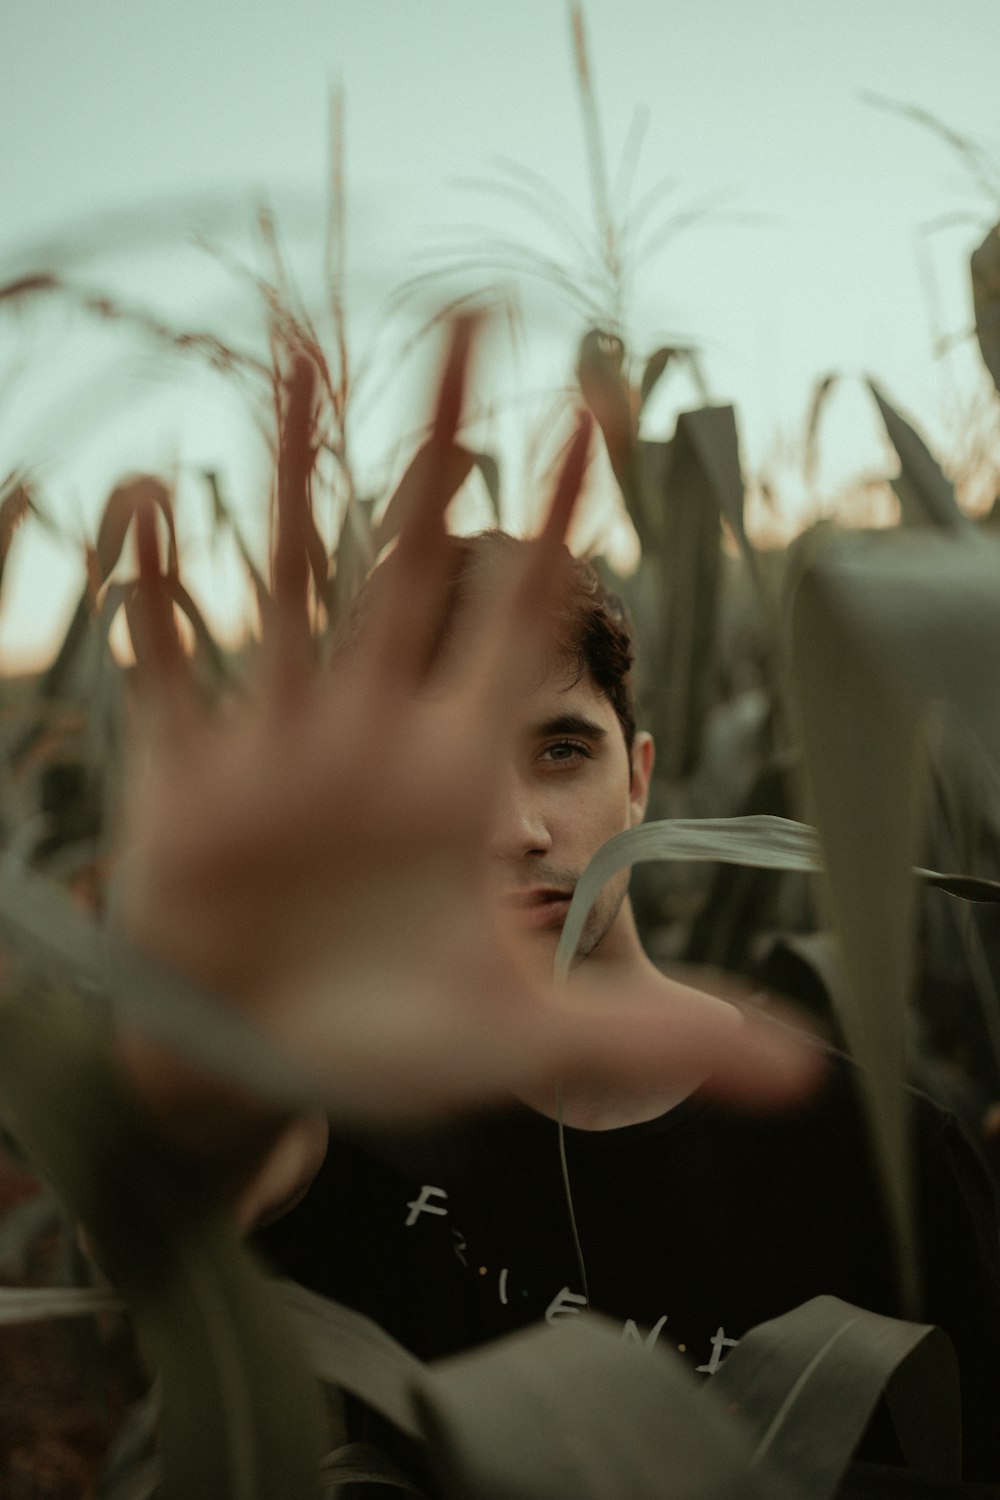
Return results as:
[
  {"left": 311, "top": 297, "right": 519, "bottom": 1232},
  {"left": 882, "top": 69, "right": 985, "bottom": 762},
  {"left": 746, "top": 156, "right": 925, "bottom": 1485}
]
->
[{"left": 3, "top": 7, "right": 1000, "bottom": 1497}]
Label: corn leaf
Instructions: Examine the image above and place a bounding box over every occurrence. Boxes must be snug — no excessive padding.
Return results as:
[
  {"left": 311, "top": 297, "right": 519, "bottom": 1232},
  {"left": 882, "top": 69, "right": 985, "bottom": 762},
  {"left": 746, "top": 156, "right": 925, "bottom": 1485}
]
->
[
  {"left": 0, "top": 992, "right": 325, "bottom": 1500},
  {"left": 673, "top": 405, "right": 752, "bottom": 563},
  {"left": 784, "top": 533, "right": 1000, "bottom": 1255},
  {"left": 709, "top": 1295, "right": 961, "bottom": 1495},
  {"left": 786, "top": 542, "right": 925, "bottom": 1316},
  {"left": 98, "top": 1458, "right": 161, "bottom": 1500},
  {"left": 802, "top": 373, "right": 840, "bottom": 487},
  {"left": 96, "top": 1384, "right": 163, "bottom": 1500},
  {"left": 327, "top": 494, "right": 376, "bottom": 633},
  {"left": 798, "top": 533, "right": 1000, "bottom": 812},
  {"left": 96, "top": 477, "right": 178, "bottom": 582},
  {"left": 374, "top": 444, "right": 476, "bottom": 551},
  {"left": 630, "top": 439, "right": 670, "bottom": 552},
  {"left": 0, "top": 860, "right": 314, "bottom": 1114},
  {"left": 639, "top": 346, "right": 711, "bottom": 411},
  {"left": 555, "top": 815, "right": 999, "bottom": 982},
  {"left": 577, "top": 328, "right": 635, "bottom": 505},
  {"left": 0, "top": 1283, "right": 123, "bottom": 1324},
  {"left": 651, "top": 426, "right": 722, "bottom": 780},
  {"left": 971, "top": 222, "right": 1000, "bottom": 395},
  {"left": 418, "top": 1314, "right": 789, "bottom": 1500},
  {"left": 203, "top": 470, "right": 272, "bottom": 627},
  {"left": 319, "top": 1443, "right": 425, "bottom": 1496},
  {"left": 0, "top": 479, "right": 32, "bottom": 602},
  {"left": 777, "top": 528, "right": 1000, "bottom": 1316},
  {"left": 0, "top": 1189, "right": 64, "bottom": 1276},
  {"left": 276, "top": 1280, "right": 423, "bottom": 1441},
  {"left": 467, "top": 450, "right": 501, "bottom": 521},
  {"left": 639, "top": 346, "right": 678, "bottom": 409},
  {"left": 868, "top": 384, "right": 970, "bottom": 531}
]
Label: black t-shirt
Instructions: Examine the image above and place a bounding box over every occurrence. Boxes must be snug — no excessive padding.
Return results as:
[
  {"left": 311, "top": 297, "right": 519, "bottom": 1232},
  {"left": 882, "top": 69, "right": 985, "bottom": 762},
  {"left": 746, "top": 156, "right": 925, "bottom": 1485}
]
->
[{"left": 256, "top": 1053, "right": 1000, "bottom": 1480}]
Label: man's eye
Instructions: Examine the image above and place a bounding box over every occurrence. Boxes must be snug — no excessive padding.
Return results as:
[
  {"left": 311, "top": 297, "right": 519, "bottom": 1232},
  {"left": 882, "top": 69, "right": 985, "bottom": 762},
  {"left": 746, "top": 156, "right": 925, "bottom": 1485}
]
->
[{"left": 540, "top": 740, "right": 591, "bottom": 766}]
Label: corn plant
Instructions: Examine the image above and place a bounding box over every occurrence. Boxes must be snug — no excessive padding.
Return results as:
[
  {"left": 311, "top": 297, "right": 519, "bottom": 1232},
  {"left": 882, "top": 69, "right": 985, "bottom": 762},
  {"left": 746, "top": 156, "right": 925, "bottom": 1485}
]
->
[{"left": 1, "top": 10, "right": 1000, "bottom": 1497}]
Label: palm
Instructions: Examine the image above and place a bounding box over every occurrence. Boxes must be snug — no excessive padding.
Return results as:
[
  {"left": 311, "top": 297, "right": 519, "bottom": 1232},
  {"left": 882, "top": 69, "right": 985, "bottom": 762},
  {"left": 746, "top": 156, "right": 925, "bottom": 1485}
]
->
[{"left": 122, "top": 330, "right": 818, "bottom": 1121}]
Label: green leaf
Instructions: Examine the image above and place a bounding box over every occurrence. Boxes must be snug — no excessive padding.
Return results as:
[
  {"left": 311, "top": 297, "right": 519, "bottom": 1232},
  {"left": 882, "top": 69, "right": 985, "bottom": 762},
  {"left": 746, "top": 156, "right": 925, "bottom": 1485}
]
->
[
  {"left": 639, "top": 346, "right": 710, "bottom": 412},
  {"left": 0, "top": 1189, "right": 64, "bottom": 1276},
  {"left": 319, "top": 1443, "right": 426, "bottom": 1496},
  {"left": 642, "top": 426, "right": 721, "bottom": 780},
  {"left": 802, "top": 373, "right": 840, "bottom": 488},
  {"left": 96, "top": 477, "right": 178, "bottom": 582},
  {"left": 773, "top": 526, "right": 1000, "bottom": 1314},
  {"left": 786, "top": 542, "right": 926, "bottom": 1316},
  {"left": 632, "top": 405, "right": 763, "bottom": 780},
  {"left": 555, "top": 815, "right": 1000, "bottom": 981},
  {"left": 98, "top": 1457, "right": 161, "bottom": 1500},
  {"left": 276, "top": 1281, "right": 423, "bottom": 1441},
  {"left": 709, "top": 1295, "right": 961, "bottom": 1496},
  {"left": 868, "top": 384, "right": 969, "bottom": 531},
  {"left": 796, "top": 533, "right": 1000, "bottom": 808},
  {"left": 577, "top": 328, "right": 635, "bottom": 504},
  {"left": 0, "top": 1283, "right": 123, "bottom": 1325},
  {"left": 469, "top": 449, "right": 501, "bottom": 522},
  {"left": 639, "top": 346, "right": 673, "bottom": 409},
  {"left": 0, "top": 860, "right": 315, "bottom": 1116},
  {"left": 971, "top": 222, "right": 1000, "bottom": 395},
  {"left": 202, "top": 471, "right": 272, "bottom": 626},
  {"left": 374, "top": 444, "right": 476, "bottom": 552},
  {"left": 673, "top": 405, "right": 753, "bottom": 563},
  {"left": 630, "top": 439, "right": 671, "bottom": 552},
  {"left": 96, "top": 1385, "right": 163, "bottom": 1500},
  {"left": 0, "top": 991, "right": 326, "bottom": 1500},
  {"left": 327, "top": 494, "right": 376, "bottom": 633},
  {"left": 0, "top": 478, "right": 32, "bottom": 602},
  {"left": 418, "top": 1315, "right": 786, "bottom": 1500}
]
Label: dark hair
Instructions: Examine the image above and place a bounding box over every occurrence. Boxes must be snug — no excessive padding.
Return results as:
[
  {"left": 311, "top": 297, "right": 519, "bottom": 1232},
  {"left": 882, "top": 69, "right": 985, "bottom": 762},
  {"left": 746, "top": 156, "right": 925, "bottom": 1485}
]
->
[{"left": 345, "top": 529, "right": 638, "bottom": 750}]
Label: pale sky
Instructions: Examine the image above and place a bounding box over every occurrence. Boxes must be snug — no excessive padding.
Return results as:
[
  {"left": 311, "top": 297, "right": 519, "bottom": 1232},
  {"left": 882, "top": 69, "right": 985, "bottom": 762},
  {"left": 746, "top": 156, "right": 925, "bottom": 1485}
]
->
[{"left": 2, "top": 0, "right": 999, "bottom": 665}]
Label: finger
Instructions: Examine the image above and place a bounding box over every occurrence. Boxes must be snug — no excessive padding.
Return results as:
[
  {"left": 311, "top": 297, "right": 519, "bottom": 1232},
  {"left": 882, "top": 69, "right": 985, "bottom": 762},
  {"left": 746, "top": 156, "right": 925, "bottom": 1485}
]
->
[
  {"left": 270, "top": 354, "right": 318, "bottom": 692},
  {"left": 452, "top": 409, "right": 592, "bottom": 733},
  {"left": 365, "top": 315, "right": 477, "bottom": 684},
  {"left": 288, "top": 972, "right": 824, "bottom": 1124},
  {"left": 128, "top": 497, "right": 193, "bottom": 739},
  {"left": 539, "top": 986, "right": 826, "bottom": 1111},
  {"left": 513, "top": 406, "right": 593, "bottom": 632},
  {"left": 539, "top": 409, "right": 593, "bottom": 545}
]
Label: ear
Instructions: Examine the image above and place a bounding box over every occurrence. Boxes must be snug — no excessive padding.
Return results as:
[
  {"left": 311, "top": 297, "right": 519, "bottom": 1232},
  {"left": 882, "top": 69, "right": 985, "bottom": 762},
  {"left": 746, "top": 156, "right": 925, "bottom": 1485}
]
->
[{"left": 628, "top": 731, "right": 654, "bottom": 826}]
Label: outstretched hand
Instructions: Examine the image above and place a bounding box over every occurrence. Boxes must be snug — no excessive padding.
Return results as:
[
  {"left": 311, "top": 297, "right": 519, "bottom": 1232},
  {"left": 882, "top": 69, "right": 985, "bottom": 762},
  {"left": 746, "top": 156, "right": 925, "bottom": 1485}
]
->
[{"left": 121, "top": 323, "right": 820, "bottom": 1123}]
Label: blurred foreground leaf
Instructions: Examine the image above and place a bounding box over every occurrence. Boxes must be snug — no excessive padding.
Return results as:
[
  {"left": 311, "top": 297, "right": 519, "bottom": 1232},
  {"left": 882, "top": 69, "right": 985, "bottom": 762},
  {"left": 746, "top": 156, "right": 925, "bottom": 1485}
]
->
[
  {"left": 785, "top": 529, "right": 1000, "bottom": 1321},
  {"left": 1, "top": 1276, "right": 963, "bottom": 1497},
  {"left": 787, "top": 544, "right": 925, "bottom": 1316},
  {"left": 0, "top": 1284, "right": 122, "bottom": 1324},
  {"left": 419, "top": 1314, "right": 788, "bottom": 1500},
  {"left": 711, "top": 1295, "right": 961, "bottom": 1497},
  {"left": 276, "top": 1280, "right": 422, "bottom": 1440},
  {"left": 0, "top": 860, "right": 314, "bottom": 1114},
  {"left": 0, "top": 991, "right": 325, "bottom": 1500},
  {"left": 971, "top": 222, "right": 1000, "bottom": 395}
]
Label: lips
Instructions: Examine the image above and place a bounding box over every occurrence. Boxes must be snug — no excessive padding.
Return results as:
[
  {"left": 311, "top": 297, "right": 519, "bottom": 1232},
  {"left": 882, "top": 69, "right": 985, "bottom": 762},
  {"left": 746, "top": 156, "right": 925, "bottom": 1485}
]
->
[{"left": 501, "top": 887, "right": 574, "bottom": 929}]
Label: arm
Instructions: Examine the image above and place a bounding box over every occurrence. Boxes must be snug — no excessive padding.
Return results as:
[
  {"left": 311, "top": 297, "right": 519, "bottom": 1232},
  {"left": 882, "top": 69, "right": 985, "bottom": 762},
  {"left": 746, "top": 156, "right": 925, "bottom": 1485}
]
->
[{"left": 115, "top": 328, "right": 819, "bottom": 1219}]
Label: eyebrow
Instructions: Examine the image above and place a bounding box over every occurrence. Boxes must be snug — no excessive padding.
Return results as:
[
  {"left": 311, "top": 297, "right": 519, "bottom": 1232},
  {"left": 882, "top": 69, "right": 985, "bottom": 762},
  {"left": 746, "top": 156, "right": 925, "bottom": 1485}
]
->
[{"left": 532, "top": 713, "right": 608, "bottom": 742}]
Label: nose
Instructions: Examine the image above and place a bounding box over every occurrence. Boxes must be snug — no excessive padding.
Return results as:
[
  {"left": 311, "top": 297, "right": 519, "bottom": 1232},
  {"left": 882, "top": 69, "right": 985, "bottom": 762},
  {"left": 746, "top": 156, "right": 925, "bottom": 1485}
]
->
[{"left": 488, "top": 769, "right": 552, "bottom": 862}]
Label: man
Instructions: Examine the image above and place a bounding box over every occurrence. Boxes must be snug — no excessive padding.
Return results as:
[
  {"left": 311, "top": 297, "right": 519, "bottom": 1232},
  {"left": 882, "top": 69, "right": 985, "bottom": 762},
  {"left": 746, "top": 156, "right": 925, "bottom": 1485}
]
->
[
  {"left": 119, "top": 345, "right": 1000, "bottom": 1479},
  {"left": 255, "top": 534, "right": 1000, "bottom": 1478}
]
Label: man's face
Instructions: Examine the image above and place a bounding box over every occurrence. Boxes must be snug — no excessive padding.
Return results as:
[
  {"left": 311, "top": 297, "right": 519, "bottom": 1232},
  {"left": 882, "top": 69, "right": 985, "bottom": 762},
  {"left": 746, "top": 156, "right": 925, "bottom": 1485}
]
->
[{"left": 487, "top": 661, "right": 653, "bottom": 970}]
